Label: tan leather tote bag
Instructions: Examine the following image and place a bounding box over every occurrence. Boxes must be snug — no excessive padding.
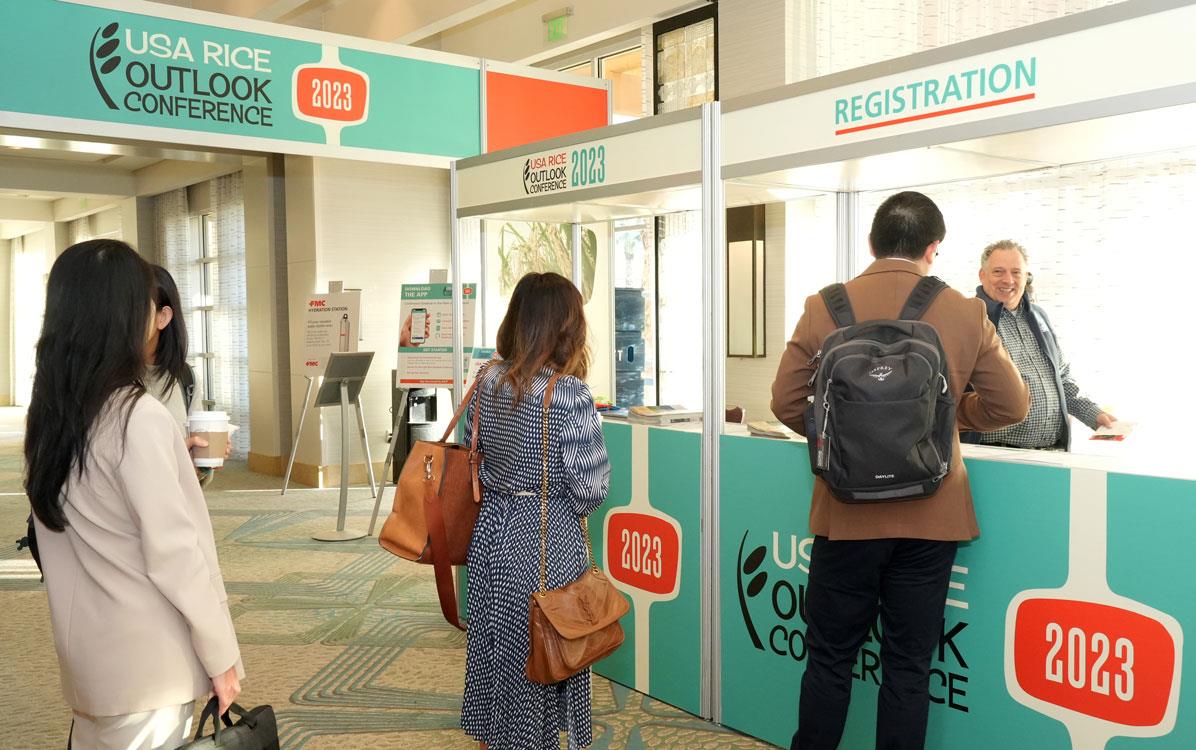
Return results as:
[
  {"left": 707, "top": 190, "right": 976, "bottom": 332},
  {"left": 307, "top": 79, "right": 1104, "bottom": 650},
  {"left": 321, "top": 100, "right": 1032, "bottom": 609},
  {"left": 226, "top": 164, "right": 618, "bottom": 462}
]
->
[
  {"left": 378, "top": 363, "right": 491, "bottom": 631},
  {"left": 526, "top": 375, "right": 630, "bottom": 684}
]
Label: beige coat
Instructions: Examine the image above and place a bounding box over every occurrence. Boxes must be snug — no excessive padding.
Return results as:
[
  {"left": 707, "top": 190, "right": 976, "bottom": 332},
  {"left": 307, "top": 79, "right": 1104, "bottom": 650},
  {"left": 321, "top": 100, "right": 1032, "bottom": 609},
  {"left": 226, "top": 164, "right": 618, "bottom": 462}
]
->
[
  {"left": 34, "top": 392, "right": 242, "bottom": 717},
  {"left": 771, "top": 259, "right": 1029, "bottom": 542}
]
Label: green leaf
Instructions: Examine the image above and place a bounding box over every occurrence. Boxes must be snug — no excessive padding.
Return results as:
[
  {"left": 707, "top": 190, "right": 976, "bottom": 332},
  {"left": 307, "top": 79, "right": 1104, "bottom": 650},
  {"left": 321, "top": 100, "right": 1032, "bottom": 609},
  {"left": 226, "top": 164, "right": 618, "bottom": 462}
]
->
[
  {"left": 743, "top": 545, "right": 767, "bottom": 575},
  {"left": 746, "top": 571, "right": 768, "bottom": 597}
]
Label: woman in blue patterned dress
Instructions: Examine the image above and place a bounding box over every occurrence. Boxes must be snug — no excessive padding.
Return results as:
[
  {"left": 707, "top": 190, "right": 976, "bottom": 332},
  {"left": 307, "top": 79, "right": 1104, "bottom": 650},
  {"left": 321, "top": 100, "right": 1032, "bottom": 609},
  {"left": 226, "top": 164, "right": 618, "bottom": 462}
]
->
[{"left": 461, "top": 272, "right": 611, "bottom": 750}]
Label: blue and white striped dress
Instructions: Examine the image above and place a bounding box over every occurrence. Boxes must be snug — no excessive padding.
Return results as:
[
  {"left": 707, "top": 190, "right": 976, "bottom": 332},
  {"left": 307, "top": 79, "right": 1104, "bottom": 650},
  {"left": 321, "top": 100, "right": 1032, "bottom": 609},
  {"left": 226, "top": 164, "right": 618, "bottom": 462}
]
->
[{"left": 460, "top": 366, "right": 611, "bottom": 750}]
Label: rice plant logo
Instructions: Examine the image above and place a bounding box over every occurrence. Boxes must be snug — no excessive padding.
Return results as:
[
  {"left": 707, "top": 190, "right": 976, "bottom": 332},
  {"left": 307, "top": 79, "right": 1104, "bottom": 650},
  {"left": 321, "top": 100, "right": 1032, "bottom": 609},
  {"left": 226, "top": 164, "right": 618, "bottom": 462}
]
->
[
  {"left": 90, "top": 22, "right": 122, "bottom": 110},
  {"left": 737, "top": 531, "right": 769, "bottom": 651},
  {"left": 522, "top": 159, "right": 532, "bottom": 194}
]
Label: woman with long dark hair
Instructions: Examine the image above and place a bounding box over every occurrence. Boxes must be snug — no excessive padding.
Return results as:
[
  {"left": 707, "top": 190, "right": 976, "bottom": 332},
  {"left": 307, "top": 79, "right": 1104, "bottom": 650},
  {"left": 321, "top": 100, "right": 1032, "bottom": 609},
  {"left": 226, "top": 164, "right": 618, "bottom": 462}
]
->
[
  {"left": 26, "top": 240, "right": 242, "bottom": 749},
  {"left": 147, "top": 265, "right": 194, "bottom": 431},
  {"left": 460, "top": 272, "right": 610, "bottom": 750}
]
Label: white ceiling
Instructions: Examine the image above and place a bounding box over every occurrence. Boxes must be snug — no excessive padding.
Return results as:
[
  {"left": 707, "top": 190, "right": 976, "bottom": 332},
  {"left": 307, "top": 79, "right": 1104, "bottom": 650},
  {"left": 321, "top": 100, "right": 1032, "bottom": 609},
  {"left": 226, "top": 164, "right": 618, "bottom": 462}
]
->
[
  {"left": 0, "top": 145, "right": 159, "bottom": 172},
  {"left": 145, "top": 0, "right": 523, "bottom": 45}
]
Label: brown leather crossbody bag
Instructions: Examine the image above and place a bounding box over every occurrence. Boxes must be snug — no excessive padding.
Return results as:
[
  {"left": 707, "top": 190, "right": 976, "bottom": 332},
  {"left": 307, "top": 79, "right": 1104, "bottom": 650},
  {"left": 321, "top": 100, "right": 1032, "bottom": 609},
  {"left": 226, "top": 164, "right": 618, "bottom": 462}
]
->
[
  {"left": 377, "top": 363, "right": 491, "bottom": 631},
  {"left": 526, "top": 375, "right": 629, "bottom": 684}
]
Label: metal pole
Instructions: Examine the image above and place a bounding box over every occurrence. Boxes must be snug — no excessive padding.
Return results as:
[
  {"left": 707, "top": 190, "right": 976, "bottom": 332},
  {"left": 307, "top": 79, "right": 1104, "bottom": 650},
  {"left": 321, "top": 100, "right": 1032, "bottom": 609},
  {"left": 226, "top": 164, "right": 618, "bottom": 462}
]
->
[
  {"left": 369, "top": 389, "right": 409, "bottom": 536},
  {"left": 700, "top": 100, "right": 726, "bottom": 723},
  {"left": 312, "top": 379, "right": 365, "bottom": 542},
  {"left": 337, "top": 380, "right": 350, "bottom": 531},
  {"left": 355, "top": 396, "right": 377, "bottom": 498},
  {"left": 571, "top": 222, "right": 583, "bottom": 291},
  {"left": 281, "top": 376, "right": 315, "bottom": 495},
  {"left": 479, "top": 222, "right": 488, "bottom": 344},
  {"left": 479, "top": 59, "right": 489, "bottom": 154},
  {"left": 450, "top": 162, "right": 465, "bottom": 414},
  {"left": 836, "top": 191, "right": 859, "bottom": 282}
]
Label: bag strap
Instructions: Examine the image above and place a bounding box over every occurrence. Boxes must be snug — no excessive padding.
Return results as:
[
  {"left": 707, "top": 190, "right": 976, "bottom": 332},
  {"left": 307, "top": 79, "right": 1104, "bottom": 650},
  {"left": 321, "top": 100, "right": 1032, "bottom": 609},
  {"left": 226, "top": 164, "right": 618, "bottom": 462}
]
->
[
  {"left": 424, "top": 475, "right": 466, "bottom": 631},
  {"left": 423, "top": 360, "right": 497, "bottom": 632},
  {"left": 819, "top": 283, "right": 856, "bottom": 328},
  {"left": 437, "top": 360, "right": 495, "bottom": 444},
  {"left": 536, "top": 374, "right": 599, "bottom": 596},
  {"left": 899, "top": 276, "right": 948, "bottom": 321},
  {"left": 193, "top": 697, "right": 236, "bottom": 740}
]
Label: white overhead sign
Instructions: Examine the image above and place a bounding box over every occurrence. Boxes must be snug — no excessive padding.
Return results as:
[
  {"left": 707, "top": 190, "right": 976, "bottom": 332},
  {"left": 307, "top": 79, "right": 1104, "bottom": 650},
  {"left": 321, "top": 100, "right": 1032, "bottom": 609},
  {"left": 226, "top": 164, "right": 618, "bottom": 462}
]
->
[
  {"left": 723, "top": 3, "right": 1196, "bottom": 170},
  {"left": 457, "top": 114, "right": 702, "bottom": 213}
]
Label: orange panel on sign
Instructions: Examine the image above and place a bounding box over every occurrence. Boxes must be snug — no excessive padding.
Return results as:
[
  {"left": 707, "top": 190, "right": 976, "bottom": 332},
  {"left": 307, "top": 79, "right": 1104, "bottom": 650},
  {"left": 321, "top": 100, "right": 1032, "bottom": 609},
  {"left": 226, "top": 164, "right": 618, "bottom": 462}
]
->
[
  {"left": 486, "top": 72, "right": 608, "bottom": 152},
  {"left": 295, "top": 67, "right": 368, "bottom": 123}
]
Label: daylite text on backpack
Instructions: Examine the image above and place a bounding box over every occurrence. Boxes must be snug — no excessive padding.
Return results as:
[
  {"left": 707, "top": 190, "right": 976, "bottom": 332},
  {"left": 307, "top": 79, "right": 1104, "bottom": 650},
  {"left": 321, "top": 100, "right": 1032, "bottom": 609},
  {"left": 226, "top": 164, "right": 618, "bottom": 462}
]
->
[{"left": 804, "top": 276, "right": 956, "bottom": 502}]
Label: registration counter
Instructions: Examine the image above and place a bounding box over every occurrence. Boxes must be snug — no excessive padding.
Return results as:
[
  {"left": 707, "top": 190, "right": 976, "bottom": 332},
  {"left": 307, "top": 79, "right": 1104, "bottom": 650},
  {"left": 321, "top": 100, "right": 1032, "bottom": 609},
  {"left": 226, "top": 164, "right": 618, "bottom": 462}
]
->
[{"left": 596, "top": 420, "right": 1195, "bottom": 747}]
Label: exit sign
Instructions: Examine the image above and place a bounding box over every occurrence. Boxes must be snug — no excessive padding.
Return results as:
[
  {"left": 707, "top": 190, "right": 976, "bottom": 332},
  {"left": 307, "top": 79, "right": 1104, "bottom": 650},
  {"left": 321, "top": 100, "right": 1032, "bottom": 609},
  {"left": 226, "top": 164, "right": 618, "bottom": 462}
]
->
[{"left": 543, "top": 7, "right": 571, "bottom": 42}]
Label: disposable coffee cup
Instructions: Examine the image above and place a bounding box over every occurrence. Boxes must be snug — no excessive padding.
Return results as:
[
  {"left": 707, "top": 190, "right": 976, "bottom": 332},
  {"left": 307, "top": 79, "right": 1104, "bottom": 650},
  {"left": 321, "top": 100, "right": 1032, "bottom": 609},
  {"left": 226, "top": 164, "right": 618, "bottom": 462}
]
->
[{"left": 188, "top": 411, "right": 230, "bottom": 468}]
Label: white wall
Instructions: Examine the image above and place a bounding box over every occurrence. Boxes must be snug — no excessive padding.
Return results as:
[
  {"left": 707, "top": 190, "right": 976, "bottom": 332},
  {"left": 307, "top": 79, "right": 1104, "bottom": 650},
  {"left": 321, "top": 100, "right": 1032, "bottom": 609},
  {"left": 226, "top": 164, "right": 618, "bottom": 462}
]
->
[
  {"left": 286, "top": 157, "right": 451, "bottom": 471},
  {"left": 433, "top": 0, "right": 697, "bottom": 63},
  {"left": 11, "top": 226, "right": 55, "bottom": 406},
  {"left": 718, "top": 0, "right": 792, "bottom": 99}
]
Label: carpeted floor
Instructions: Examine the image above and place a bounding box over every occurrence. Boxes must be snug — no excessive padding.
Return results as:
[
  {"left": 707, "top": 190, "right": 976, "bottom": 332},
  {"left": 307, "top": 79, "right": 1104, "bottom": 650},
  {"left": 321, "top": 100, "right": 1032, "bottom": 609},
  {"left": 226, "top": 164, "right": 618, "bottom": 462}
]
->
[{"left": 0, "top": 408, "right": 774, "bottom": 749}]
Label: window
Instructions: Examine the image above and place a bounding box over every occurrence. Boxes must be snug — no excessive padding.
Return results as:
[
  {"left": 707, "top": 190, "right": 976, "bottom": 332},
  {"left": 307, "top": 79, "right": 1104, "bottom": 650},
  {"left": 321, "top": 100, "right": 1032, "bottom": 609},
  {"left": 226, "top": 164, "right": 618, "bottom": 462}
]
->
[
  {"left": 561, "top": 61, "right": 595, "bottom": 77},
  {"left": 599, "top": 47, "right": 645, "bottom": 123},
  {"left": 613, "top": 217, "right": 657, "bottom": 406},
  {"left": 190, "top": 213, "right": 217, "bottom": 410},
  {"left": 558, "top": 45, "right": 647, "bottom": 123},
  {"left": 653, "top": 6, "right": 717, "bottom": 114}
]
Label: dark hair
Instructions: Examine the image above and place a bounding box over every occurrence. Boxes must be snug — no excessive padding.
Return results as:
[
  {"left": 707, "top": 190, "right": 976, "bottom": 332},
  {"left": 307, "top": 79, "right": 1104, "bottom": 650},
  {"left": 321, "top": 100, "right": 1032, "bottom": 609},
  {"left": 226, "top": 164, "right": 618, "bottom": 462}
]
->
[
  {"left": 25, "top": 240, "right": 153, "bottom": 531},
  {"left": 151, "top": 265, "right": 189, "bottom": 398},
  {"left": 495, "top": 272, "right": 589, "bottom": 403},
  {"left": 869, "top": 191, "right": 946, "bottom": 261}
]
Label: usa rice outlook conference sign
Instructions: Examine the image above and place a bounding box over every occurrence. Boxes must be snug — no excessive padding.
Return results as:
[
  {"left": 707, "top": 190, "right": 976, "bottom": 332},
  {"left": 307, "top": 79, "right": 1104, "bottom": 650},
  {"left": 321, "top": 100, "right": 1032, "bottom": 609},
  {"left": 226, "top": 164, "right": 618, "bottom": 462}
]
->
[
  {"left": 719, "top": 434, "right": 1191, "bottom": 748},
  {"left": 0, "top": 0, "right": 482, "bottom": 163}
]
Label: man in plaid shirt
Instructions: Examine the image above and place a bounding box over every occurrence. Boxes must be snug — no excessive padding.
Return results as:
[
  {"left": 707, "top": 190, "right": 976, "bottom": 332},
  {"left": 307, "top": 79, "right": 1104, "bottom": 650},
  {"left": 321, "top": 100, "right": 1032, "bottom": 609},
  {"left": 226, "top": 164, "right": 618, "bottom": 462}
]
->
[{"left": 969, "top": 239, "right": 1115, "bottom": 450}]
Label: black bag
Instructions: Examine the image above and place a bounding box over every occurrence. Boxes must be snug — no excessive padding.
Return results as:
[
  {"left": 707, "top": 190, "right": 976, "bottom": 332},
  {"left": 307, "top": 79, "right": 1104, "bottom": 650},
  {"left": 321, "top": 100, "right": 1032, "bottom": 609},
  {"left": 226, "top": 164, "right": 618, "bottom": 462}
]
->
[
  {"left": 175, "top": 698, "right": 278, "bottom": 750},
  {"left": 804, "top": 276, "right": 956, "bottom": 502},
  {"left": 16, "top": 514, "right": 42, "bottom": 577}
]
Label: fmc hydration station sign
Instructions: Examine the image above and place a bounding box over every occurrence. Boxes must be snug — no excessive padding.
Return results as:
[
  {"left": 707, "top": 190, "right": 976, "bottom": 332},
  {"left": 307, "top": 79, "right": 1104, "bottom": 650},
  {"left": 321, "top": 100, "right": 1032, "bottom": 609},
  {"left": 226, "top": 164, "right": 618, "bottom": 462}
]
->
[{"left": 0, "top": 0, "right": 481, "bottom": 163}]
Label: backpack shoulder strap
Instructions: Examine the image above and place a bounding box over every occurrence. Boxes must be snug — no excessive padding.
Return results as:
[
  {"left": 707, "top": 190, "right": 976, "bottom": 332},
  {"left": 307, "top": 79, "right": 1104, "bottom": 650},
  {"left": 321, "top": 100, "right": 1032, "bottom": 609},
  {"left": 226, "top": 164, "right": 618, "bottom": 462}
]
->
[
  {"left": 819, "top": 283, "right": 856, "bottom": 328},
  {"left": 899, "top": 276, "right": 948, "bottom": 321}
]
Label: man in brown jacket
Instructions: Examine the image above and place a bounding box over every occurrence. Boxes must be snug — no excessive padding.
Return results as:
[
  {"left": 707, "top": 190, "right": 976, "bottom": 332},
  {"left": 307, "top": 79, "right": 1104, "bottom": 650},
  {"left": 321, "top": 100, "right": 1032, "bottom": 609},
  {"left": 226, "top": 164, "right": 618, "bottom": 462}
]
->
[{"left": 771, "top": 191, "right": 1028, "bottom": 750}]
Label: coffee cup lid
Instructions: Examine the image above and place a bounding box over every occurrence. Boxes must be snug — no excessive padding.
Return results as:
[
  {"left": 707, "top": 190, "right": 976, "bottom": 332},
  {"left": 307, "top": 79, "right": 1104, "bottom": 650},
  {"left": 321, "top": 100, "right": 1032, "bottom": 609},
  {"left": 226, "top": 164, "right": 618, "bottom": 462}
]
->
[{"left": 189, "top": 410, "right": 229, "bottom": 421}]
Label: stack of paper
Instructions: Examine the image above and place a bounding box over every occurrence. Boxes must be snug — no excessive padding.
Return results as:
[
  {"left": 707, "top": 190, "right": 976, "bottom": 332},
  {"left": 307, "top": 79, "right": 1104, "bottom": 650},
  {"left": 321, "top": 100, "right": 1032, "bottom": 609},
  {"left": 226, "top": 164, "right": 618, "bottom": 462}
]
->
[{"left": 628, "top": 405, "right": 703, "bottom": 425}]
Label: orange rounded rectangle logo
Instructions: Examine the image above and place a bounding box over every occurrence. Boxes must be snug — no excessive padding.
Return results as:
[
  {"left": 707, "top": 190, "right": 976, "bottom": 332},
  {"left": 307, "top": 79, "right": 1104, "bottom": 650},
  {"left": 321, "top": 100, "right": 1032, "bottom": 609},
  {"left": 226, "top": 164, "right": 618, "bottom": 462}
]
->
[
  {"left": 605, "top": 511, "right": 680, "bottom": 596},
  {"left": 1012, "top": 598, "right": 1176, "bottom": 727},
  {"left": 295, "top": 67, "right": 367, "bottom": 123}
]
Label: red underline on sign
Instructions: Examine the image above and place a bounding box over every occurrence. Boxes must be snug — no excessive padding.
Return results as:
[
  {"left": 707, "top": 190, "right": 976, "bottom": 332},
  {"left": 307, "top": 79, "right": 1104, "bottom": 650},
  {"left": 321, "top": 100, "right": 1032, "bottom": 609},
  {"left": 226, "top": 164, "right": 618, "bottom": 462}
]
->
[{"left": 834, "top": 93, "right": 1037, "bottom": 135}]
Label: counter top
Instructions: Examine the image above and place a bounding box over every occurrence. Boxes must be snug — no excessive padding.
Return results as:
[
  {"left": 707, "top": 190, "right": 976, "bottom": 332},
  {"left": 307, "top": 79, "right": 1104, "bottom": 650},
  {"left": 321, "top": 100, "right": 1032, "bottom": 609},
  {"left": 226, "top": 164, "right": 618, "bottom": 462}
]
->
[{"left": 604, "top": 416, "right": 1196, "bottom": 482}]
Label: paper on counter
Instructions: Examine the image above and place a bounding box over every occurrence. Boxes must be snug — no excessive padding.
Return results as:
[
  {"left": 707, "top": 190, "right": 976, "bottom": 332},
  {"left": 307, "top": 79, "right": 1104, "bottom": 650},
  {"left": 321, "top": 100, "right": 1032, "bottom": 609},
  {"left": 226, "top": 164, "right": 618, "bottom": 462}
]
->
[{"left": 1091, "top": 420, "right": 1135, "bottom": 441}]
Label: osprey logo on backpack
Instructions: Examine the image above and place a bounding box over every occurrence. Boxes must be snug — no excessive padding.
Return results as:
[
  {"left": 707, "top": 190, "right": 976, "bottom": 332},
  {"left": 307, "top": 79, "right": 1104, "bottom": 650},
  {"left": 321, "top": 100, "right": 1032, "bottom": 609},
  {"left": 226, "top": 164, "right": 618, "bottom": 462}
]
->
[
  {"left": 803, "top": 276, "right": 956, "bottom": 503},
  {"left": 868, "top": 365, "right": 894, "bottom": 382}
]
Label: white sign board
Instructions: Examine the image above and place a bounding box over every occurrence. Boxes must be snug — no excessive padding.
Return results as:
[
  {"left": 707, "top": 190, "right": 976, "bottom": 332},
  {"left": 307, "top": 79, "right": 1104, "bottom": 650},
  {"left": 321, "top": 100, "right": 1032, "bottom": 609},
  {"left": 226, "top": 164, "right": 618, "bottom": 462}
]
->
[
  {"left": 456, "top": 114, "right": 702, "bottom": 212},
  {"left": 397, "top": 283, "right": 477, "bottom": 386},
  {"left": 722, "top": 4, "right": 1196, "bottom": 170},
  {"left": 301, "top": 290, "right": 361, "bottom": 376}
]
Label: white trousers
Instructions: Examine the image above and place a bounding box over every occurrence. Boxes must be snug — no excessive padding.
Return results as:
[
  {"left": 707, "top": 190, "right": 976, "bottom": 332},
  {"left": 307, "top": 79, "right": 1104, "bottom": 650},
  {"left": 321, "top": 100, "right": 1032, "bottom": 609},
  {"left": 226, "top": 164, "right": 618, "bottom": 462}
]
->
[{"left": 71, "top": 702, "right": 195, "bottom": 750}]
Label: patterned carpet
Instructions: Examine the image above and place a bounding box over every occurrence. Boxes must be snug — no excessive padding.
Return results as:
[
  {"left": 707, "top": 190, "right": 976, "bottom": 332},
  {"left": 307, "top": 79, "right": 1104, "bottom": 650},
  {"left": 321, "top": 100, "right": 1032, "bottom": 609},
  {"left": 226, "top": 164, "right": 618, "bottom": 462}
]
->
[{"left": 0, "top": 408, "right": 774, "bottom": 749}]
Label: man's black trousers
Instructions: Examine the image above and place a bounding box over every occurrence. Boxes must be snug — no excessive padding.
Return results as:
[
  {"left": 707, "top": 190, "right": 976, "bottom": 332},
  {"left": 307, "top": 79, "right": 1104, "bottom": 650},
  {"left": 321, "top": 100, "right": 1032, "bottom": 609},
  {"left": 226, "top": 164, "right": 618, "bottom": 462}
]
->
[{"left": 790, "top": 536, "right": 958, "bottom": 750}]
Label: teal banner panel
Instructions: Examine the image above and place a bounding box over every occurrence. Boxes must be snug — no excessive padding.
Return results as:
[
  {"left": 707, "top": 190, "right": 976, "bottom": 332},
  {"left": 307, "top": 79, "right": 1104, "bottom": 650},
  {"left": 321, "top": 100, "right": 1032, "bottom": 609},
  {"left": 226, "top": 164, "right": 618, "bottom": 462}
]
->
[
  {"left": 720, "top": 434, "right": 1191, "bottom": 748},
  {"left": 0, "top": 0, "right": 480, "bottom": 160},
  {"left": 592, "top": 422, "right": 703, "bottom": 717}
]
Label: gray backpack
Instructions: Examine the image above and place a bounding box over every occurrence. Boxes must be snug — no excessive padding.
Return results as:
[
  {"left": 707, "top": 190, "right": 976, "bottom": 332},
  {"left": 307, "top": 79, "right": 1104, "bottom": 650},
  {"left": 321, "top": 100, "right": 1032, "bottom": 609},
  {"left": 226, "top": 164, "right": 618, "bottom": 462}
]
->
[{"left": 804, "top": 276, "right": 955, "bottom": 502}]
